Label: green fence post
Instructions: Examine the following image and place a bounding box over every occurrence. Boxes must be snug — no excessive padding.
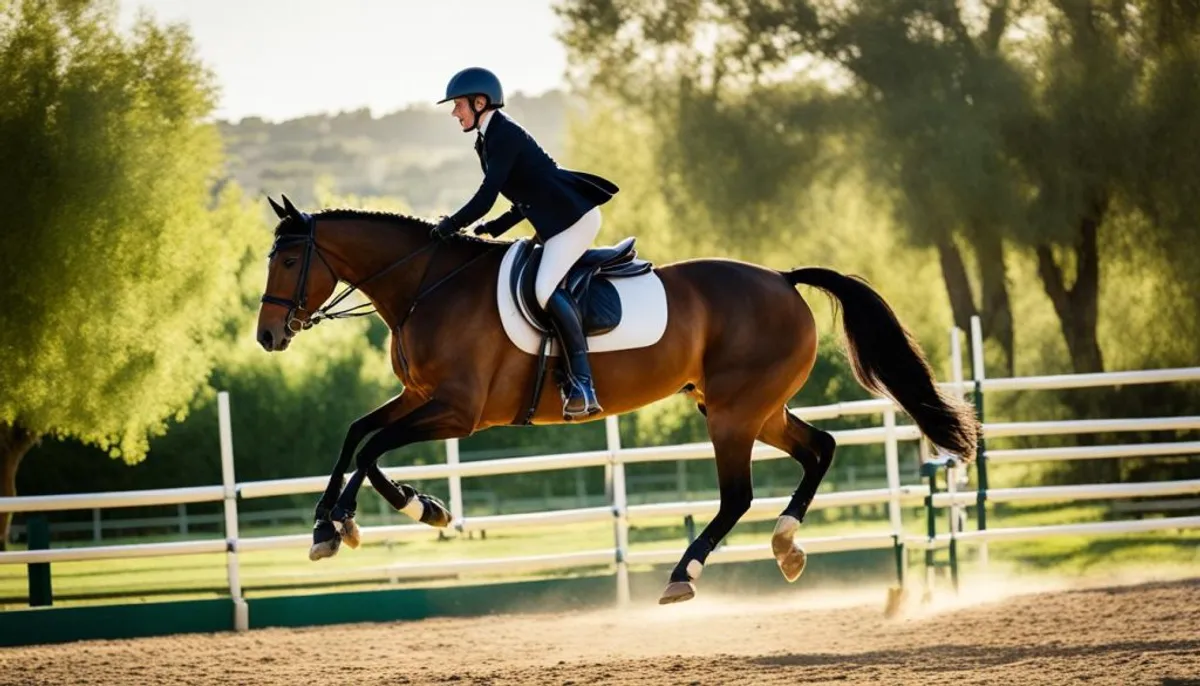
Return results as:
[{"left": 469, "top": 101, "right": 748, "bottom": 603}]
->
[
  {"left": 27, "top": 516, "right": 52, "bottom": 607},
  {"left": 921, "top": 462, "right": 939, "bottom": 600},
  {"left": 892, "top": 535, "right": 905, "bottom": 586},
  {"left": 947, "top": 464, "right": 960, "bottom": 594},
  {"left": 970, "top": 316, "right": 990, "bottom": 569}
]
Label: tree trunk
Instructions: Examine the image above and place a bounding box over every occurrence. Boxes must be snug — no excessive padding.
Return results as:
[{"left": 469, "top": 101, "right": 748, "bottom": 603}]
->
[
  {"left": 1035, "top": 199, "right": 1106, "bottom": 374},
  {"left": 937, "top": 234, "right": 1016, "bottom": 377},
  {"left": 0, "top": 421, "right": 39, "bottom": 551},
  {"left": 936, "top": 237, "right": 978, "bottom": 334},
  {"left": 976, "top": 231, "right": 1016, "bottom": 377}
]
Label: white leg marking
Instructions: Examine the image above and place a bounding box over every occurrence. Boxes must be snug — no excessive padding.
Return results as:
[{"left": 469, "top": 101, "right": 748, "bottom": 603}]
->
[
  {"left": 401, "top": 496, "right": 425, "bottom": 521},
  {"left": 773, "top": 515, "right": 800, "bottom": 538}
]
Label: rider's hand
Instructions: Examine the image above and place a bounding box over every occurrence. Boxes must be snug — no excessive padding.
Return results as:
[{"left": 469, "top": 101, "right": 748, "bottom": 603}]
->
[
  {"left": 472, "top": 221, "right": 496, "bottom": 237},
  {"left": 431, "top": 216, "right": 458, "bottom": 240}
]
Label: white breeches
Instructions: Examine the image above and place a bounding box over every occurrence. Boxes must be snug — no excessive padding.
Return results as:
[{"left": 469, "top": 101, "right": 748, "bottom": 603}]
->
[{"left": 535, "top": 207, "right": 603, "bottom": 308}]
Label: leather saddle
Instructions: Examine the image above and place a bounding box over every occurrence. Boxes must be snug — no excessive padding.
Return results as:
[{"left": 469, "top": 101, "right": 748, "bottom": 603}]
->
[
  {"left": 509, "top": 236, "right": 653, "bottom": 426},
  {"left": 510, "top": 236, "right": 653, "bottom": 336}
]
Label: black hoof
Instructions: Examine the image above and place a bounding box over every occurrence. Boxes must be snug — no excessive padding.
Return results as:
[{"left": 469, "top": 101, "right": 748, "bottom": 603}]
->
[{"left": 418, "top": 493, "right": 453, "bottom": 528}]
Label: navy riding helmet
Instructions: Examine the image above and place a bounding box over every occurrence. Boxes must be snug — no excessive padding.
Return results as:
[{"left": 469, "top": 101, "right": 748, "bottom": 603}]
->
[{"left": 437, "top": 67, "right": 505, "bottom": 109}]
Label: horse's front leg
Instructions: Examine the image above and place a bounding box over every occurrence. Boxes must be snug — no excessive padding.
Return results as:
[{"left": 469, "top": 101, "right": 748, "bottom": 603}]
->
[
  {"left": 326, "top": 397, "right": 475, "bottom": 549},
  {"left": 309, "top": 391, "right": 426, "bottom": 562}
]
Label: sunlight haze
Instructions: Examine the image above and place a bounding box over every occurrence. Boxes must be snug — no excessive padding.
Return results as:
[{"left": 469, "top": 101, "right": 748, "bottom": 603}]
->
[{"left": 117, "top": 0, "right": 570, "bottom": 122}]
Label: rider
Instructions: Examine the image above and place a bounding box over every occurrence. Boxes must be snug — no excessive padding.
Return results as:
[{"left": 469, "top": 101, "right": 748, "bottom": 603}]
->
[{"left": 431, "top": 67, "right": 618, "bottom": 419}]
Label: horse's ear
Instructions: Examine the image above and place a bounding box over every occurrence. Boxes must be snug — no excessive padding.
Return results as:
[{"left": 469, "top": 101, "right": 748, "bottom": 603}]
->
[
  {"left": 268, "top": 196, "right": 287, "bottom": 219},
  {"left": 281, "top": 194, "right": 301, "bottom": 219}
]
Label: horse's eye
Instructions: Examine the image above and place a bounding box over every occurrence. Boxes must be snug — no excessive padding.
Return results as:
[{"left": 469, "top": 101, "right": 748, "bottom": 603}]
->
[{"left": 283, "top": 257, "right": 298, "bottom": 268}]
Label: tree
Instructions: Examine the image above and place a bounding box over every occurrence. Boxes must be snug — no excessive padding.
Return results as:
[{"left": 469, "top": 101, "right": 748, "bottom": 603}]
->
[
  {"left": 555, "top": 0, "right": 1200, "bottom": 375},
  {"left": 0, "top": 0, "right": 255, "bottom": 547}
]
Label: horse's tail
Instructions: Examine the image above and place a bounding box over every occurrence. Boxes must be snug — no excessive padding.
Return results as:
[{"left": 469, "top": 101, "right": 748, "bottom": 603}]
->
[{"left": 784, "top": 267, "right": 979, "bottom": 460}]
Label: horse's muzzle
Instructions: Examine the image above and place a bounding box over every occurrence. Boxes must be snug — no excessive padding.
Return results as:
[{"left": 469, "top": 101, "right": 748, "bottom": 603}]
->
[{"left": 257, "top": 327, "right": 291, "bottom": 352}]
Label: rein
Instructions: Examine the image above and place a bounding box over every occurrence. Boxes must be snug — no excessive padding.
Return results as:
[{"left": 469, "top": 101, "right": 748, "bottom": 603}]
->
[{"left": 262, "top": 215, "right": 500, "bottom": 334}]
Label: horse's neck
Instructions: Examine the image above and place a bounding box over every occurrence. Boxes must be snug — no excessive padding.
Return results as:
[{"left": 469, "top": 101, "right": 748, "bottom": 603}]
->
[{"left": 319, "top": 218, "right": 494, "bottom": 330}]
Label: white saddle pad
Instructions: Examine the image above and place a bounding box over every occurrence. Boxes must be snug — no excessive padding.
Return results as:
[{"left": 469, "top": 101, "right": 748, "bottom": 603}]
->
[{"left": 496, "top": 240, "right": 669, "bottom": 356}]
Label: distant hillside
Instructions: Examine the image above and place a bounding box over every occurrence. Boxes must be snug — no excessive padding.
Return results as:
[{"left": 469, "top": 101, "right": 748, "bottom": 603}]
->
[{"left": 216, "top": 91, "right": 573, "bottom": 214}]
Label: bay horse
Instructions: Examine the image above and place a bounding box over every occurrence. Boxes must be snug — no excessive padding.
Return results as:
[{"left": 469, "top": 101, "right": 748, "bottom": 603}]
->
[{"left": 255, "top": 194, "right": 978, "bottom": 604}]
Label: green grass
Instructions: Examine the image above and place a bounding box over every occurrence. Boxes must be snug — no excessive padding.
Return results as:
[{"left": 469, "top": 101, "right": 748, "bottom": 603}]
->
[{"left": 3, "top": 501, "right": 1197, "bottom": 610}]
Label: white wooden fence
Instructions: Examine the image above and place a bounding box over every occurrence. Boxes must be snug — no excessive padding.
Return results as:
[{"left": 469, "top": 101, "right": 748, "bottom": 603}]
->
[{"left": 2, "top": 316, "right": 1198, "bottom": 630}]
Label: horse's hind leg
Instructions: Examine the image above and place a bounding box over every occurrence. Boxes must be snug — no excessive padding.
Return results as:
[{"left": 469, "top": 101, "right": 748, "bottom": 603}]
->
[
  {"left": 659, "top": 407, "right": 759, "bottom": 605},
  {"left": 757, "top": 409, "right": 836, "bottom": 582}
]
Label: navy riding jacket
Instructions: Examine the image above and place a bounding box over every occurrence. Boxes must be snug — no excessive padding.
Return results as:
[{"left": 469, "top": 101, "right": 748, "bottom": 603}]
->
[{"left": 444, "top": 110, "right": 619, "bottom": 241}]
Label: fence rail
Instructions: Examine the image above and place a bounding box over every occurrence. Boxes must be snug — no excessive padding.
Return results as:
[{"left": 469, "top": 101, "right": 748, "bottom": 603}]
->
[
  {"left": 0, "top": 487, "right": 225, "bottom": 515},
  {"left": 910, "top": 515, "right": 1200, "bottom": 548},
  {"left": 2, "top": 317, "right": 1198, "bottom": 626},
  {"left": 0, "top": 539, "right": 227, "bottom": 566},
  {"left": 931, "top": 479, "right": 1200, "bottom": 507},
  {"left": 986, "top": 441, "right": 1200, "bottom": 464}
]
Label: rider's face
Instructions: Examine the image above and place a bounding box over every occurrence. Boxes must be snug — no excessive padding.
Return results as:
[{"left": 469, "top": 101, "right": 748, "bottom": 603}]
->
[{"left": 451, "top": 96, "right": 487, "bottom": 131}]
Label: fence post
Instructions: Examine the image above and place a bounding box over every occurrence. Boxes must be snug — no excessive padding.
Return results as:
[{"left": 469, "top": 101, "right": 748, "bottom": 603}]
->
[
  {"left": 883, "top": 407, "right": 904, "bottom": 586},
  {"left": 606, "top": 415, "right": 630, "bottom": 606},
  {"left": 604, "top": 463, "right": 613, "bottom": 503},
  {"left": 948, "top": 326, "right": 965, "bottom": 590},
  {"left": 922, "top": 464, "right": 939, "bottom": 600},
  {"left": 446, "top": 438, "right": 464, "bottom": 530},
  {"left": 946, "top": 461, "right": 960, "bottom": 593},
  {"left": 970, "top": 316, "right": 990, "bottom": 569},
  {"left": 27, "top": 516, "right": 52, "bottom": 607},
  {"left": 218, "top": 392, "right": 248, "bottom": 632},
  {"left": 951, "top": 327, "right": 966, "bottom": 401}
]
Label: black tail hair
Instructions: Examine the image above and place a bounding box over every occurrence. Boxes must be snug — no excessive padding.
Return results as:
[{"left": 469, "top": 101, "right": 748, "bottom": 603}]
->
[{"left": 785, "top": 267, "right": 979, "bottom": 459}]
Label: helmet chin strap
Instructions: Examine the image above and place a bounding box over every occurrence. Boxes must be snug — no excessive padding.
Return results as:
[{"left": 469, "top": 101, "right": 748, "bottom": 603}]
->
[{"left": 463, "top": 96, "right": 489, "bottom": 132}]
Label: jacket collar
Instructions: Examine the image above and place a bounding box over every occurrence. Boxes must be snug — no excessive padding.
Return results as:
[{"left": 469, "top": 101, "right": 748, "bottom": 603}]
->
[
  {"left": 477, "top": 109, "right": 495, "bottom": 137},
  {"left": 478, "top": 109, "right": 511, "bottom": 141}
]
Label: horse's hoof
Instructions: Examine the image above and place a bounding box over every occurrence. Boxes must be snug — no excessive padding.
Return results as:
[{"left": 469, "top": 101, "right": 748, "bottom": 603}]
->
[
  {"left": 418, "top": 494, "right": 453, "bottom": 528},
  {"left": 772, "top": 515, "right": 807, "bottom": 583},
  {"left": 334, "top": 516, "right": 361, "bottom": 549},
  {"left": 309, "top": 521, "right": 342, "bottom": 561},
  {"left": 391, "top": 484, "right": 452, "bottom": 529},
  {"left": 658, "top": 581, "right": 696, "bottom": 605},
  {"left": 775, "top": 544, "right": 807, "bottom": 582},
  {"left": 309, "top": 538, "right": 341, "bottom": 561}
]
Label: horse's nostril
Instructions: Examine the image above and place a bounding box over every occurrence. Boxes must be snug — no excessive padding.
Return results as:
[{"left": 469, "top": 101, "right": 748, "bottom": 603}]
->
[{"left": 259, "top": 329, "right": 274, "bottom": 350}]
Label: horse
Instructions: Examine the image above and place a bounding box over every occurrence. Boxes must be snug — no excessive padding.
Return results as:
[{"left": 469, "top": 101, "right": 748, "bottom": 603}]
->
[{"left": 255, "top": 194, "right": 979, "bottom": 604}]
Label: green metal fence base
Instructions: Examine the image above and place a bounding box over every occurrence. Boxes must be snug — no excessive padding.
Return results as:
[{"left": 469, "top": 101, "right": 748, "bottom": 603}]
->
[{"left": 0, "top": 598, "right": 233, "bottom": 647}]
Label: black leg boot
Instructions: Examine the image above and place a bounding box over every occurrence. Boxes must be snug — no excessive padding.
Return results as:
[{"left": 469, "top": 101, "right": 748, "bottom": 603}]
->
[{"left": 544, "top": 288, "right": 602, "bottom": 419}]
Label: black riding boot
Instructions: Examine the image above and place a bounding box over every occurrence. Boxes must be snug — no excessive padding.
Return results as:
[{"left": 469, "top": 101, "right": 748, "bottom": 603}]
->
[{"left": 544, "top": 288, "right": 602, "bottom": 419}]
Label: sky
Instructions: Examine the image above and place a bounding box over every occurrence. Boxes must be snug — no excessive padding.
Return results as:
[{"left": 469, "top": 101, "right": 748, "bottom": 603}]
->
[{"left": 116, "top": 0, "right": 571, "bottom": 122}]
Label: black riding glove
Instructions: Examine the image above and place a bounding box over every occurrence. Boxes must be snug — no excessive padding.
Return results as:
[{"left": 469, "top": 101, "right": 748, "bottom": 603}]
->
[
  {"left": 472, "top": 220, "right": 501, "bottom": 237},
  {"left": 431, "top": 216, "right": 459, "bottom": 240}
]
